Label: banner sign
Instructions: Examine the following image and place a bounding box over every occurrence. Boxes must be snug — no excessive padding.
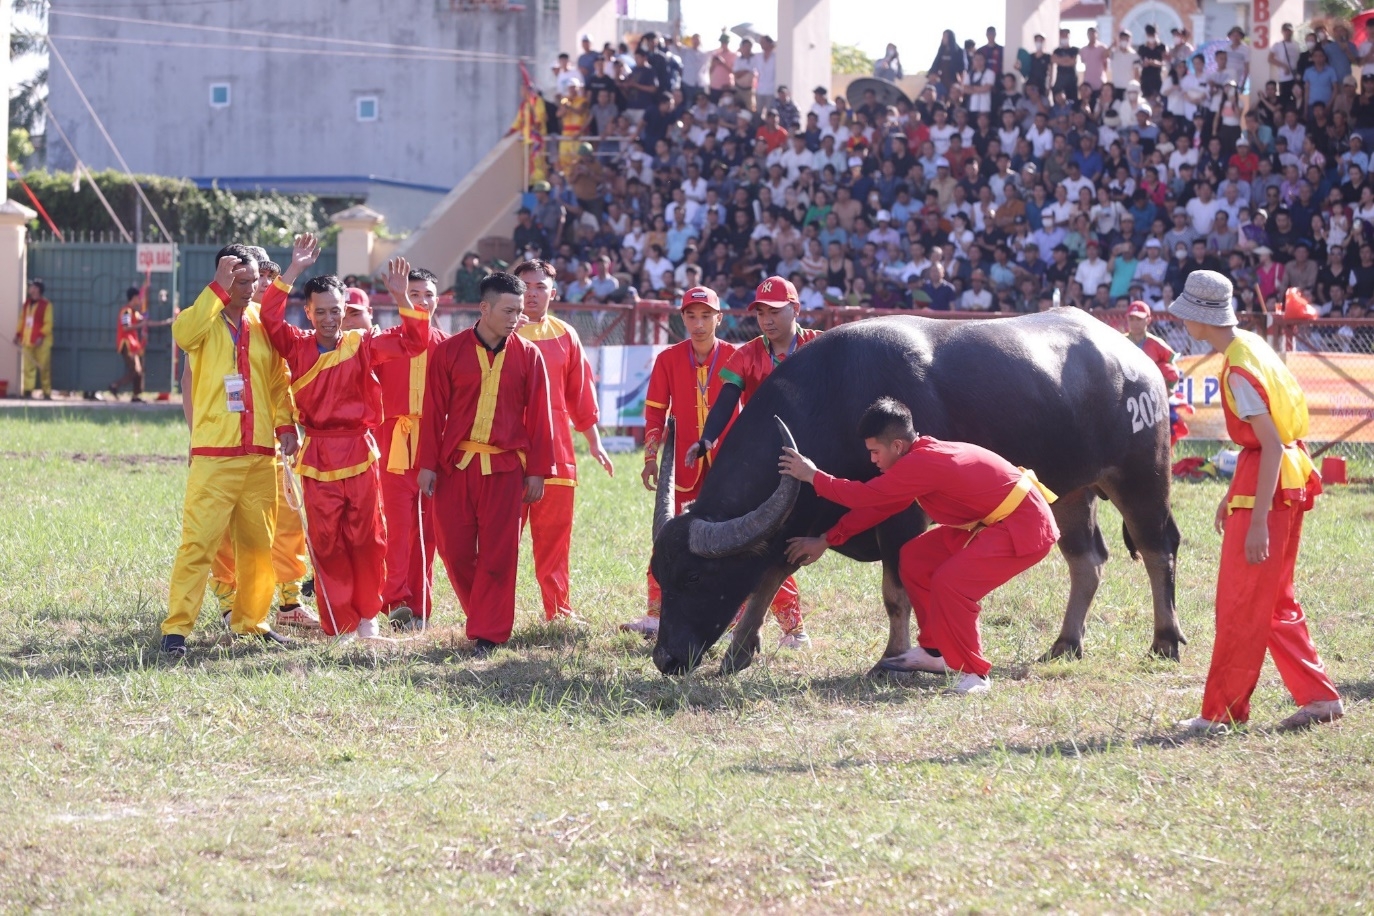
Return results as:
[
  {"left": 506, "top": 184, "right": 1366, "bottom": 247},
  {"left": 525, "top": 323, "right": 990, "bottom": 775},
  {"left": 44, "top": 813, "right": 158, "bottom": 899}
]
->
[
  {"left": 592, "top": 345, "right": 668, "bottom": 427},
  {"left": 1178, "top": 351, "right": 1374, "bottom": 442}
]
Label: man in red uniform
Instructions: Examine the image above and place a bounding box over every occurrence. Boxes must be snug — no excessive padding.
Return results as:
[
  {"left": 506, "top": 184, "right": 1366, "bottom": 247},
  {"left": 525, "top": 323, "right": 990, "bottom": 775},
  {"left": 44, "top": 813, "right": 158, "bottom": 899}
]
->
[
  {"left": 686, "top": 275, "right": 819, "bottom": 647},
  {"left": 419, "top": 272, "right": 555, "bottom": 655},
  {"left": 13, "top": 279, "right": 53, "bottom": 399},
  {"left": 110, "top": 284, "right": 155, "bottom": 399},
  {"left": 779, "top": 397, "right": 1061, "bottom": 694},
  {"left": 513, "top": 259, "right": 613, "bottom": 621},
  {"left": 1125, "top": 300, "right": 1189, "bottom": 445},
  {"left": 622, "top": 286, "right": 739, "bottom": 635},
  {"left": 260, "top": 236, "right": 429, "bottom": 638},
  {"left": 1168, "top": 270, "right": 1343, "bottom": 733},
  {"left": 375, "top": 268, "right": 449, "bottom": 629}
]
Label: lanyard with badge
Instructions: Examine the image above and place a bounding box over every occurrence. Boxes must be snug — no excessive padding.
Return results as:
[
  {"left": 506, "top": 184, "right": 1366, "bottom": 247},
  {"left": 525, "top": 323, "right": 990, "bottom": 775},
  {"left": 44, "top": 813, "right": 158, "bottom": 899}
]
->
[
  {"left": 221, "top": 312, "right": 247, "bottom": 413},
  {"left": 767, "top": 332, "right": 798, "bottom": 367},
  {"left": 691, "top": 340, "right": 721, "bottom": 405}
]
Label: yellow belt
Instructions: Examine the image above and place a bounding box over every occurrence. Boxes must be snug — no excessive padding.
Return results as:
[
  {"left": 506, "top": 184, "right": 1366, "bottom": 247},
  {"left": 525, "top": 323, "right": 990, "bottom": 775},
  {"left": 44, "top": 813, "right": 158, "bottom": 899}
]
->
[
  {"left": 387, "top": 414, "right": 421, "bottom": 474},
  {"left": 456, "top": 439, "right": 527, "bottom": 476},
  {"left": 952, "top": 469, "right": 1058, "bottom": 532}
]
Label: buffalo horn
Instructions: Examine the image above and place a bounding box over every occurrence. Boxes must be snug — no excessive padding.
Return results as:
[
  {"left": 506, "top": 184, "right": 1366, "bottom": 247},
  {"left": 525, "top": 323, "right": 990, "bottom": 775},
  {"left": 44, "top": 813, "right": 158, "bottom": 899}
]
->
[
  {"left": 652, "top": 417, "right": 676, "bottom": 542},
  {"left": 687, "top": 416, "right": 799, "bottom": 558}
]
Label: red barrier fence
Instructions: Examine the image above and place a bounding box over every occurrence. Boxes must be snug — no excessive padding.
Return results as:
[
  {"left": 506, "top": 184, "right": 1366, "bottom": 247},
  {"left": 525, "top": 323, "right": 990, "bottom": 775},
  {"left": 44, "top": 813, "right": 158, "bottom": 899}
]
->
[{"left": 362, "top": 297, "right": 1374, "bottom": 457}]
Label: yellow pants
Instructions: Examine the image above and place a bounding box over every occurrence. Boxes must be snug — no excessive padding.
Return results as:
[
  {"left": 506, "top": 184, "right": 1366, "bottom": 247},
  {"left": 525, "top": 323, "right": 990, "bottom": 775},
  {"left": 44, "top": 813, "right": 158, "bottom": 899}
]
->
[
  {"left": 164, "top": 454, "right": 278, "bottom": 637},
  {"left": 21, "top": 339, "right": 52, "bottom": 396},
  {"left": 210, "top": 462, "right": 308, "bottom": 597}
]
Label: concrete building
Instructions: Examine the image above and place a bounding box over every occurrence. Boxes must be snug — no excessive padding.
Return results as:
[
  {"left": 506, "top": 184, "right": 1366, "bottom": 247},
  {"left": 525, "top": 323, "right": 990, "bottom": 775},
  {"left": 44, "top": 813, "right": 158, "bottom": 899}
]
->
[
  {"left": 45, "top": 0, "right": 834, "bottom": 234},
  {"left": 46, "top": 1, "right": 565, "bottom": 231}
]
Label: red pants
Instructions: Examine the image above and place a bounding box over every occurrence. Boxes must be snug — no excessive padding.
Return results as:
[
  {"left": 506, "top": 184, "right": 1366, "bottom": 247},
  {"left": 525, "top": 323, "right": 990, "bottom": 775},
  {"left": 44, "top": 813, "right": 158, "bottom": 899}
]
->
[
  {"left": 1201, "top": 506, "right": 1339, "bottom": 724},
  {"left": 434, "top": 465, "right": 523, "bottom": 644},
  {"left": 303, "top": 465, "right": 387, "bottom": 636},
  {"left": 900, "top": 524, "right": 1053, "bottom": 678},
  {"left": 380, "top": 463, "right": 437, "bottom": 620},
  {"left": 522, "top": 483, "right": 575, "bottom": 620},
  {"left": 644, "top": 488, "right": 804, "bottom": 633}
]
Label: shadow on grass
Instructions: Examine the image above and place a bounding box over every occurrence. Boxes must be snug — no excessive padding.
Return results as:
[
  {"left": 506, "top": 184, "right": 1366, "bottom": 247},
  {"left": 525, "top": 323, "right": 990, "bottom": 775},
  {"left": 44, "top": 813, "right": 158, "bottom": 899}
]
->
[{"left": 0, "top": 619, "right": 942, "bottom": 720}]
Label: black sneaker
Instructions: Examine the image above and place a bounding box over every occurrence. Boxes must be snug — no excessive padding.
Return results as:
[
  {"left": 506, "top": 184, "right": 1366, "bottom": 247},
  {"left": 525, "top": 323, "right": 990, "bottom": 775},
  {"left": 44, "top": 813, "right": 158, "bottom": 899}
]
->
[
  {"left": 388, "top": 605, "right": 414, "bottom": 630},
  {"left": 161, "top": 634, "right": 188, "bottom": 656},
  {"left": 239, "top": 626, "right": 295, "bottom": 648},
  {"left": 472, "top": 638, "right": 500, "bottom": 658},
  {"left": 301, "top": 578, "right": 315, "bottom": 598}
]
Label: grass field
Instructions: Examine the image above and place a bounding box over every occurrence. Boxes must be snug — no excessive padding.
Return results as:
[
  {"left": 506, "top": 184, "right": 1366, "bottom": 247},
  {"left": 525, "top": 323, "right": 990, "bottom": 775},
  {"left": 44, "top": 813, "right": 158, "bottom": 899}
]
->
[{"left": 1, "top": 405, "right": 1372, "bottom": 913}]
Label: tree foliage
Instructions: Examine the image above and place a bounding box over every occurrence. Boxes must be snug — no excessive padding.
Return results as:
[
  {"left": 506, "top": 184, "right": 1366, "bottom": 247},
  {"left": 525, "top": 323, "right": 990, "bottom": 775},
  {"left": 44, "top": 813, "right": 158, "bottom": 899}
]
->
[
  {"left": 831, "top": 43, "right": 873, "bottom": 76},
  {"left": 8, "top": 169, "right": 353, "bottom": 245},
  {"left": 9, "top": 0, "right": 49, "bottom": 135}
]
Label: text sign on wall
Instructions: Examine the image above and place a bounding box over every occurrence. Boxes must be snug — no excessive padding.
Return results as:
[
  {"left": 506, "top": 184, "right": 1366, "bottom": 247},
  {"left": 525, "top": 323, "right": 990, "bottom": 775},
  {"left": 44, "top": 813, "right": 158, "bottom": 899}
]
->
[
  {"left": 135, "top": 243, "right": 175, "bottom": 274},
  {"left": 1253, "top": 0, "right": 1271, "bottom": 50}
]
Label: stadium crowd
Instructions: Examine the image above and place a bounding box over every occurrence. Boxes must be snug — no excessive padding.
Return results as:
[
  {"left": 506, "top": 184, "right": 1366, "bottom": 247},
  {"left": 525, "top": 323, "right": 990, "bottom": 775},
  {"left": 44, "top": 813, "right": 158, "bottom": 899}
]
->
[{"left": 510, "top": 21, "right": 1374, "bottom": 353}]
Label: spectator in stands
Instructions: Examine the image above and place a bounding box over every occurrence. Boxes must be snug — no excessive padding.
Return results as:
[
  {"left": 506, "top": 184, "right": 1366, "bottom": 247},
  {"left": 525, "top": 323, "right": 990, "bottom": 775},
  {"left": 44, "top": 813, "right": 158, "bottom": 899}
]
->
[
  {"left": 875, "top": 44, "right": 903, "bottom": 83},
  {"left": 453, "top": 252, "right": 491, "bottom": 304}
]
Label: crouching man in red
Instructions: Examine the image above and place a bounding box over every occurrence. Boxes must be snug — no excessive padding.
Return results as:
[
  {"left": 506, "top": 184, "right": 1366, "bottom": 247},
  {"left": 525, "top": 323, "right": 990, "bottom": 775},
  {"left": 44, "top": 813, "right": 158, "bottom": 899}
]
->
[
  {"left": 260, "top": 235, "right": 429, "bottom": 639},
  {"left": 779, "top": 397, "right": 1060, "bottom": 695},
  {"left": 418, "top": 273, "right": 554, "bottom": 656},
  {"left": 1169, "top": 270, "right": 1343, "bottom": 734}
]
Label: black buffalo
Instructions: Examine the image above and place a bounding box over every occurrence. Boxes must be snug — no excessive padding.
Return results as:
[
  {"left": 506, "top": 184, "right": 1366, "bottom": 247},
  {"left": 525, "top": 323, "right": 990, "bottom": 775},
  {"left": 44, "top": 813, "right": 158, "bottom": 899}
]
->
[{"left": 649, "top": 310, "right": 1184, "bottom": 676}]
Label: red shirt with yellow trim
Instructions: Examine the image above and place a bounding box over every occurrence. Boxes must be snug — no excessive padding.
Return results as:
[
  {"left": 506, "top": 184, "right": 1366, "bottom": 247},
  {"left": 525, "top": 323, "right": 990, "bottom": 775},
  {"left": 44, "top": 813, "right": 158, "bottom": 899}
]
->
[
  {"left": 17, "top": 297, "right": 52, "bottom": 347},
  {"left": 1128, "top": 331, "right": 1180, "bottom": 387},
  {"left": 376, "top": 323, "right": 450, "bottom": 473},
  {"left": 419, "top": 327, "right": 555, "bottom": 479},
  {"left": 819, "top": 437, "right": 1059, "bottom": 557},
  {"left": 259, "top": 278, "right": 428, "bottom": 481},
  {"left": 173, "top": 283, "right": 294, "bottom": 458},
  {"left": 643, "top": 338, "right": 739, "bottom": 495},
  {"left": 718, "top": 327, "right": 822, "bottom": 401},
  {"left": 1221, "top": 329, "right": 1322, "bottom": 514},
  {"left": 116, "top": 304, "right": 147, "bottom": 356},
  {"left": 517, "top": 314, "right": 599, "bottom": 485}
]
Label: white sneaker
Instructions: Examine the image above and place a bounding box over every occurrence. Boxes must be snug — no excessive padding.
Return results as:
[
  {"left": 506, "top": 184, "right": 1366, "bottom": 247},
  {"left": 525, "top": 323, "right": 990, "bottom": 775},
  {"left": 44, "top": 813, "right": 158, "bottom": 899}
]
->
[
  {"left": 778, "top": 631, "right": 812, "bottom": 650},
  {"left": 619, "top": 615, "right": 660, "bottom": 636},
  {"left": 1178, "top": 716, "right": 1230, "bottom": 736},
  {"left": 333, "top": 631, "right": 357, "bottom": 646},
  {"left": 356, "top": 617, "right": 381, "bottom": 640},
  {"left": 1277, "top": 698, "right": 1344, "bottom": 731},
  {"left": 878, "top": 646, "right": 951, "bottom": 674},
  {"left": 275, "top": 604, "right": 321, "bottom": 629},
  {"left": 949, "top": 673, "right": 991, "bottom": 695}
]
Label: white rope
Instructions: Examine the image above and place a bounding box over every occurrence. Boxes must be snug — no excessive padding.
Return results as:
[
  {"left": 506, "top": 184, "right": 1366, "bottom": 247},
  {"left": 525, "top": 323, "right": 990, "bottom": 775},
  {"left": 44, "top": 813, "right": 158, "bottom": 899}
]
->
[
  {"left": 51, "top": 32, "right": 524, "bottom": 64},
  {"left": 46, "top": 41, "right": 174, "bottom": 241},
  {"left": 50, "top": 9, "right": 524, "bottom": 63},
  {"left": 39, "top": 99, "right": 133, "bottom": 242},
  {"left": 417, "top": 489, "right": 429, "bottom": 633},
  {"left": 282, "top": 457, "right": 340, "bottom": 637}
]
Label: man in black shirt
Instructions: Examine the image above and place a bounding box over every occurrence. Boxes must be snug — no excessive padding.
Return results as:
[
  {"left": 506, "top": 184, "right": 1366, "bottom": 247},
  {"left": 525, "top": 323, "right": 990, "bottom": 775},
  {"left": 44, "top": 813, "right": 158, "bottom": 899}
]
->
[
  {"left": 1348, "top": 243, "right": 1374, "bottom": 301},
  {"left": 1052, "top": 29, "right": 1080, "bottom": 99},
  {"left": 512, "top": 209, "right": 549, "bottom": 258},
  {"left": 1183, "top": 239, "right": 1224, "bottom": 278},
  {"left": 1137, "top": 25, "right": 1166, "bottom": 98}
]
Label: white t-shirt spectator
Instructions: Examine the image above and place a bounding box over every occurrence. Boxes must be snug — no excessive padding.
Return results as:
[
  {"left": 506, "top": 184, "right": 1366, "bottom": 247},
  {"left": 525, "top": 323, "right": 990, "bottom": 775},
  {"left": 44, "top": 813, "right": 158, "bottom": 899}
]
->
[
  {"left": 1186, "top": 195, "right": 1222, "bottom": 235},
  {"left": 810, "top": 100, "right": 837, "bottom": 123},
  {"left": 1074, "top": 256, "right": 1112, "bottom": 296},
  {"left": 779, "top": 145, "right": 812, "bottom": 183},
  {"left": 1168, "top": 147, "right": 1199, "bottom": 177},
  {"left": 966, "top": 67, "right": 996, "bottom": 113},
  {"left": 665, "top": 199, "right": 702, "bottom": 227},
  {"left": 643, "top": 254, "right": 674, "bottom": 290},
  {"left": 960, "top": 286, "right": 994, "bottom": 310},
  {"left": 1046, "top": 199, "right": 1077, "bottom": 226},
  {"left": 1026, "top": 124, "right": 1055, "bottom": 158},
  {"left": 1061, "top": 175, "right": 1095, "bottom": 200},
  {"left": 681, "top": 175, "right": 708, "bottom": 203},
  {"left": 1278, "top": 121, "right": 1307, "bottom": 153},
  {"left": 997, "top": 126, "right": 1022, "bottom": 152},
  {"left": 929, "top": 123, "right": 957, "bottom": 156},
  {"left": 1109, "top": 45, "right": 1138, "bottom": 89}
]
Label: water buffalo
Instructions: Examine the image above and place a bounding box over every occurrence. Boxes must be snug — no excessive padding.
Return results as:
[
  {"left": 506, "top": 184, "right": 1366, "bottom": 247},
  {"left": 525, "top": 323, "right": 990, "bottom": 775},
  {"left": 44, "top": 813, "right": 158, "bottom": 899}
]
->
[{"left": 649, "top": 309, "right": 1184, "bottom": 676}]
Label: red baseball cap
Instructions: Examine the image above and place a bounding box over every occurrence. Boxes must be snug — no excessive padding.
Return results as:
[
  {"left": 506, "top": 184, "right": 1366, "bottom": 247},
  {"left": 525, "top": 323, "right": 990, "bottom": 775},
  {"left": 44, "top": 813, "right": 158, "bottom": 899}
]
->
[
  {"left": 1127, "top": 300, "right": 1151, "bottom": 318},
  {"left": 680, "top": 286, "right": 721, "bottom": 311},
  {"left": 748, "top": 275, "right": 800, "bottom": 310},
  {"left": 344, "top": 287, "right": 370, "bottom": 312}
]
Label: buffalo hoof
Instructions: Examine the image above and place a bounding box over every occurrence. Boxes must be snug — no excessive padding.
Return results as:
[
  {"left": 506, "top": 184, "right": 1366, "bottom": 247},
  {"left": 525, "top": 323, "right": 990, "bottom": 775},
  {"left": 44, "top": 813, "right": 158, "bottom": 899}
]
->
[
  {"left": 1038, "top": 639, "right": 1084, "bottom": 663},
  {"left": 1149, "top": 636, "right": 1184, "bottom": 661}
]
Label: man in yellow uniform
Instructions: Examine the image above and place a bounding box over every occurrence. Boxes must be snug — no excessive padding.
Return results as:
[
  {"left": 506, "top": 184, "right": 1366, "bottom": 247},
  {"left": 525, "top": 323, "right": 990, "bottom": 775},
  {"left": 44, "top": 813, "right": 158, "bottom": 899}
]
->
[
  {"left": 13, "top": 280, "right": 53, "bottom": 399},
  {"left": 201, "top": 257, "right": 320, "bottom": 630},
  {"left": 162, "top": 245, "right": 299, "bottom": 655}
]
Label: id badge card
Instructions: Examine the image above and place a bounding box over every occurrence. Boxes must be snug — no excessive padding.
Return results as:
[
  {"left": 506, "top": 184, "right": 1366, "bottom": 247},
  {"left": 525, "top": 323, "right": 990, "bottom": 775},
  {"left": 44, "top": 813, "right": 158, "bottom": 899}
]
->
[{"left": 224, "top": 373, "right": 247, "bottom": 413}]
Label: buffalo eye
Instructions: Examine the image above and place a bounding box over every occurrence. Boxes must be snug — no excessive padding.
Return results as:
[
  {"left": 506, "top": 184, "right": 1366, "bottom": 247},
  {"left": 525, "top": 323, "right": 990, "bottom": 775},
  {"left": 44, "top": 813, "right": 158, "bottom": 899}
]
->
[{"left": 684, "top": 571, "right": 701, "bottom": 585}]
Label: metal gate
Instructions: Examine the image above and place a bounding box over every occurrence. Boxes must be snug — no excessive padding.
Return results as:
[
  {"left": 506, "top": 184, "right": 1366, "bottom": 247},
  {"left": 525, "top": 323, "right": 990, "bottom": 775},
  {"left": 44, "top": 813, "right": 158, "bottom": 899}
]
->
[{"left": 27, "top": 241, "right": 337, "bottom": 393}]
